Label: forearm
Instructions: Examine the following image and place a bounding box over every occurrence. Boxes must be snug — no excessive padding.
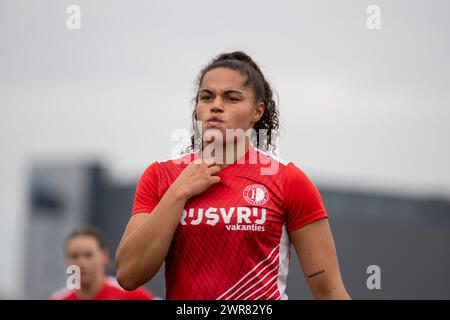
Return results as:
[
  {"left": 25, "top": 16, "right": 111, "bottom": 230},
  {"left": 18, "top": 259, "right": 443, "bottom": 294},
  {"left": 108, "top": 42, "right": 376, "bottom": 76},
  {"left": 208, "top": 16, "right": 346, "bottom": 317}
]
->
[
  {"left": 312, "top": 284, "right": 351, "bottom": 300},
  {"left": 116, "top": 186, "right": 187, "bottom": 289}
]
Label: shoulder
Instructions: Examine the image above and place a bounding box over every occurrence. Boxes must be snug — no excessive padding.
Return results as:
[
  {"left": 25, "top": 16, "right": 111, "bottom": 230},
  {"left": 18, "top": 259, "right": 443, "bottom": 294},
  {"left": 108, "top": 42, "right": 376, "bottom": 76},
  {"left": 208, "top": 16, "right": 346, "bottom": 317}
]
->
[
  {"left": 282, "top": 161, "right": 311, "bottom": 181},
  {"left": 252, "top": 147, "right": 291, "bottom": 178},
  {"left": 255, "top": 154, "right": 323, "bottom": 205},
  {"left": 280, "top": 161, "right": 322, "bottom": 194}
]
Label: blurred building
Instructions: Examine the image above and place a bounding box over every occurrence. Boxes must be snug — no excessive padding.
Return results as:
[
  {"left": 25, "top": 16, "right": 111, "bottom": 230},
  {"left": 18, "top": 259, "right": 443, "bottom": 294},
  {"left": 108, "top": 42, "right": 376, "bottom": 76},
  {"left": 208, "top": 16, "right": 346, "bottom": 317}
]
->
[{"left": 24, "top": 161, "right": 450, "bottom": 299}]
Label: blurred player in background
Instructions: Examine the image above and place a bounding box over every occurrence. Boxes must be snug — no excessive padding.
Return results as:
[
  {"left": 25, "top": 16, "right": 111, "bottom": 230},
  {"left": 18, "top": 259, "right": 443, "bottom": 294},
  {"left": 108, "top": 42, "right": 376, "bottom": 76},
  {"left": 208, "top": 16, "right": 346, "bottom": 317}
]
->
[{"left": 50, "top": 227, "right": 157, "bottom": 300}]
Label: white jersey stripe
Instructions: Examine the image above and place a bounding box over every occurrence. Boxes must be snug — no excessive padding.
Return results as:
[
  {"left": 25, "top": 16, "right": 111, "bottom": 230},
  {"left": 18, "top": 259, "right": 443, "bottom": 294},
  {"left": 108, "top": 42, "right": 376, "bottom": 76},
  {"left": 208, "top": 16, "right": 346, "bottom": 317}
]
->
[
  {"left": 241, "top": 272, "right": 278, "bottom": 300},
  {"left": 277, "top": 224, "right": 291, "bottom": 300},
  {"left": 225, "top": 253, "right": 279, "bottom": 300},
  {"left": 253, "top": 278, "right": 279, "bottom": 300},
  {"left": 266, "top": 286, "right": 279, "bottom": 300},
  {"left": 236, "top": 264, "right": 279, "bottom": 300},
  {"left": 216, "top": 244, "right": 279, "bottom": 300}
]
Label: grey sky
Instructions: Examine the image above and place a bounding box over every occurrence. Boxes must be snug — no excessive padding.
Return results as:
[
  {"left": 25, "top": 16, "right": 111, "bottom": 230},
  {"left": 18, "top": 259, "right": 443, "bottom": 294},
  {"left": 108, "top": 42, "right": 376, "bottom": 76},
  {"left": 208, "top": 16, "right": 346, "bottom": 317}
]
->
[{"left": 0, "top": 0, "right": 449, "bottom": 297}]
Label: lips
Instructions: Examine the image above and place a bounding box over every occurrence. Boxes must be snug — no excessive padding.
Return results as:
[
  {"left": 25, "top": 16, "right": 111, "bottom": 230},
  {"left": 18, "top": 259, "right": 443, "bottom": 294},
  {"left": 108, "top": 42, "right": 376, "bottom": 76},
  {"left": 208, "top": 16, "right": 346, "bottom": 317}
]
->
[
  {"left": 206, "top": 116, "right": 224, "bottom": 126},
  {"left": 207, "top": 116, "right": 223, "bottom": 122}
]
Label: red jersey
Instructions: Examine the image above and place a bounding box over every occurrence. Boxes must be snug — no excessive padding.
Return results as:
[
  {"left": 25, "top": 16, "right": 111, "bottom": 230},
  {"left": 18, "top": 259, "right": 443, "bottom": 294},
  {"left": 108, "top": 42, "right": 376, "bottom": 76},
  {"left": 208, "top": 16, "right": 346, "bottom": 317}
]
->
[
  {"left": 49, "top": 276, "right": 156, "bottom": 300},
  {"left": 132, "top": 145, "right": 328, "bottom": 300}
]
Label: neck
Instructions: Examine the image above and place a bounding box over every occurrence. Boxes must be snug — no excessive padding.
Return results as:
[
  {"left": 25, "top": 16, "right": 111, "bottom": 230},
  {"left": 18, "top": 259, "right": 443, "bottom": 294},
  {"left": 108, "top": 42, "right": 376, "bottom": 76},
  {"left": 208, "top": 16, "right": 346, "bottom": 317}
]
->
[
  {"left": 202, "top": 136, "right": 251, "bottom": 169},
  {"left": 76, "top": 274, "right": 105, "bottom": 300}
]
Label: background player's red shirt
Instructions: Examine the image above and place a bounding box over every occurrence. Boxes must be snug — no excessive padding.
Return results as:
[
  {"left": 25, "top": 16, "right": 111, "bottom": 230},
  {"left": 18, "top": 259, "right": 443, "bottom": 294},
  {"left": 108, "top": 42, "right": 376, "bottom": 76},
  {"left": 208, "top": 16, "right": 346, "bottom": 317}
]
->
[
  {"left": 132, "top": 145, "right": 328, "bottom": 300},
  {"left": 50, "top": 276, "right": 156, "bottom": 300}
]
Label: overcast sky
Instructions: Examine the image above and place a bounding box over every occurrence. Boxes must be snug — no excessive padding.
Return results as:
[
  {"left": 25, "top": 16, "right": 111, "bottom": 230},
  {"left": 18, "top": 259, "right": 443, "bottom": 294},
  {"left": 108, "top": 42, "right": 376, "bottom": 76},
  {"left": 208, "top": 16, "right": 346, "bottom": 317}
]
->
[{"left": 1, "top": 0, "right": 449, "bottom": 297}]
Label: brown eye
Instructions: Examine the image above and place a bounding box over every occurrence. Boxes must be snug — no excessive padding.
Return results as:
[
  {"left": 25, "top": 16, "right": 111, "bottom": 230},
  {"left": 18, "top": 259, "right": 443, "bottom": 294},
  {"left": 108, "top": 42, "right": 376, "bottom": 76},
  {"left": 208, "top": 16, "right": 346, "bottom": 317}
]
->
[
  {"left": 227, "top": 97, "right": 240, "bottom": 103},
  {"left": 200, "top": 95, "right": 211, "bottom": 102}
]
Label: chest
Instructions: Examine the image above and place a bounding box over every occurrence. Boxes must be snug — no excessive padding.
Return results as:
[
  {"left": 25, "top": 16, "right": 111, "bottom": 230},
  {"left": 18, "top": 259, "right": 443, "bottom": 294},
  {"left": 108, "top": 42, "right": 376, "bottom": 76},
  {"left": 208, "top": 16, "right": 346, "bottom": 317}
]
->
[{"left": 179, "top": 173, "right": 286, "bottom": 232}]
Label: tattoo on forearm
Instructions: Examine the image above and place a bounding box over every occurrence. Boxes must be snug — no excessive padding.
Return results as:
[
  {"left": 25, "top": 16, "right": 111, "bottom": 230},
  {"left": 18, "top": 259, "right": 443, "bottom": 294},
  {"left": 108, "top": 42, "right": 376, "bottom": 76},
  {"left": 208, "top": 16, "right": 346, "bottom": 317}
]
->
[{"left": 308, "top": 269, "right": 325, "bottom": 278}]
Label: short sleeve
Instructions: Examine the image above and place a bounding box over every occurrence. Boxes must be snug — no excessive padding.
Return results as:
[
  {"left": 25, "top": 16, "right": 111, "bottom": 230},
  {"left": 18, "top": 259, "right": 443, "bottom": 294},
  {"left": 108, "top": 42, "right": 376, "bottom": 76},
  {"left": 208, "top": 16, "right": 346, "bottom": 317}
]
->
[
  {"left": 131, "top": 161, "right": 160, "bottom": 215},
  {"left": 282, "top": 162, "right": 328, "bottom": 233}
]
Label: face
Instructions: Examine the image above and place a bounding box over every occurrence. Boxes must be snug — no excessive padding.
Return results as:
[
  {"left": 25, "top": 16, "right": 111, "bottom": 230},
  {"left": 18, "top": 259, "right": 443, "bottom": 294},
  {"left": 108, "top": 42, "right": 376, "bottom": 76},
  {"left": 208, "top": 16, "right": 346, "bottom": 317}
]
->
[
  {"left": 196, "top": 68, "right": 264, "bottom": 145},
  {"left": 65, "top": 236, "right": 108, "bottom": 287}
]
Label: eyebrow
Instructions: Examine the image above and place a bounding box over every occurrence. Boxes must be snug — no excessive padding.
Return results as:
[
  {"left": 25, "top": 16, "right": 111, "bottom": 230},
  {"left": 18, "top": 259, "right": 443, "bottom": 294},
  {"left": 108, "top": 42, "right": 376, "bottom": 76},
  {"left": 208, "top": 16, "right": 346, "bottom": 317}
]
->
[{"left": 198, "top": 88, "right": 245, "bottom": 95}]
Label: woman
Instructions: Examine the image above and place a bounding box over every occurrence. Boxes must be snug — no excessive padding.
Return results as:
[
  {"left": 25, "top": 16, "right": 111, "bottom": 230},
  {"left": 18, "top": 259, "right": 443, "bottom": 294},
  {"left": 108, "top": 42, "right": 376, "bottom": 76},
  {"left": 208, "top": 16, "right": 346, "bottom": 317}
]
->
[
  {"left": 50, "top": 227, "right": 155, "bottom": 300},
  {"left": 115, "top": 51, "right": 350, "bottom": 300}
]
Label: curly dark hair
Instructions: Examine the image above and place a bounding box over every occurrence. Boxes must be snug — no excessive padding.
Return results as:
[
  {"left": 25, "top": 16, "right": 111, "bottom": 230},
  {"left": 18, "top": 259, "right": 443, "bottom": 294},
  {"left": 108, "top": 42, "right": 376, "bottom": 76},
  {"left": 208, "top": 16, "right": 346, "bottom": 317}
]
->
[{"left": 188, "top": 51, "right": 279, "bottom": 153}]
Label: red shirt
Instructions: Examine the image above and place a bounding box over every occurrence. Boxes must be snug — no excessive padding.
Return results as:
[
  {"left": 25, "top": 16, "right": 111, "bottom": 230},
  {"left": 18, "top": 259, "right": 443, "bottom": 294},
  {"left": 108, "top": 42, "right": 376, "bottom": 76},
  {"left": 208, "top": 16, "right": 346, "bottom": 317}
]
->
[
  {"left": 132, "top": 145, "right": 328, "bottom": 300},
  {"left": 50, "top": 277, "right": 156, "bottom": 300}
]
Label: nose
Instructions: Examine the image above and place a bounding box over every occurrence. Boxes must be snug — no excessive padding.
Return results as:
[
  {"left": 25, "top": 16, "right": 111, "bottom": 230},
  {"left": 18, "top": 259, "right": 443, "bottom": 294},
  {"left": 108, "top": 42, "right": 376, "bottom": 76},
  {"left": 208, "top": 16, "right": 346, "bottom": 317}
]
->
[{"left": 210, "top": 96, "right": 224, "bottom": 113}]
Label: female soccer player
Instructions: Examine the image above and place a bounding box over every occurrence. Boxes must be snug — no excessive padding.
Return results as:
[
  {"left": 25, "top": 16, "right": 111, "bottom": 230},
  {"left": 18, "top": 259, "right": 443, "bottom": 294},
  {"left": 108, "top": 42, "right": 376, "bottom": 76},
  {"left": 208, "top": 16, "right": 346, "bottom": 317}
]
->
[
  {"left": 115, "top": 51, "right": 350, "bottom": 300},
  {"left": 50, "top": 227, "right": 155, "bottom": 300}
]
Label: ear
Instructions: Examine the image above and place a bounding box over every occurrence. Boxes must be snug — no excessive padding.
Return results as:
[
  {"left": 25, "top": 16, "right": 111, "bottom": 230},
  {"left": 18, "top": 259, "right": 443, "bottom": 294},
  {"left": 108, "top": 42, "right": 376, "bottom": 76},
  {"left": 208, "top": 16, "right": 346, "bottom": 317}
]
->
[{"left": 251, "top": 101, "right": 265, "bottom": 124}]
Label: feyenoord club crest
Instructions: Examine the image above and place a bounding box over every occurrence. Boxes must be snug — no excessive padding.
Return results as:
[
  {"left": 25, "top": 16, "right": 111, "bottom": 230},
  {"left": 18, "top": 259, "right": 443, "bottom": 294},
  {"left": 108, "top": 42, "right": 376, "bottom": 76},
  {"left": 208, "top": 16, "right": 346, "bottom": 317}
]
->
[{"left": 243, "top": 184, "right": 269, "bottom": 206}]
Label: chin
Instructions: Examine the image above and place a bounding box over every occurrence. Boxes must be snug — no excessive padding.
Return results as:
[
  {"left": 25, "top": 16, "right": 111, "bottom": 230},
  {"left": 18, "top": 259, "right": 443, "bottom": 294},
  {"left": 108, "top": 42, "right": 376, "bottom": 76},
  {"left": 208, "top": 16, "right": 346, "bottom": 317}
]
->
[
  {"left": 80, "top": 277, "right": 91, "bottom": 287},
  {"left": 203, "top": 128, "right": 225, "bottom": 141}
]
